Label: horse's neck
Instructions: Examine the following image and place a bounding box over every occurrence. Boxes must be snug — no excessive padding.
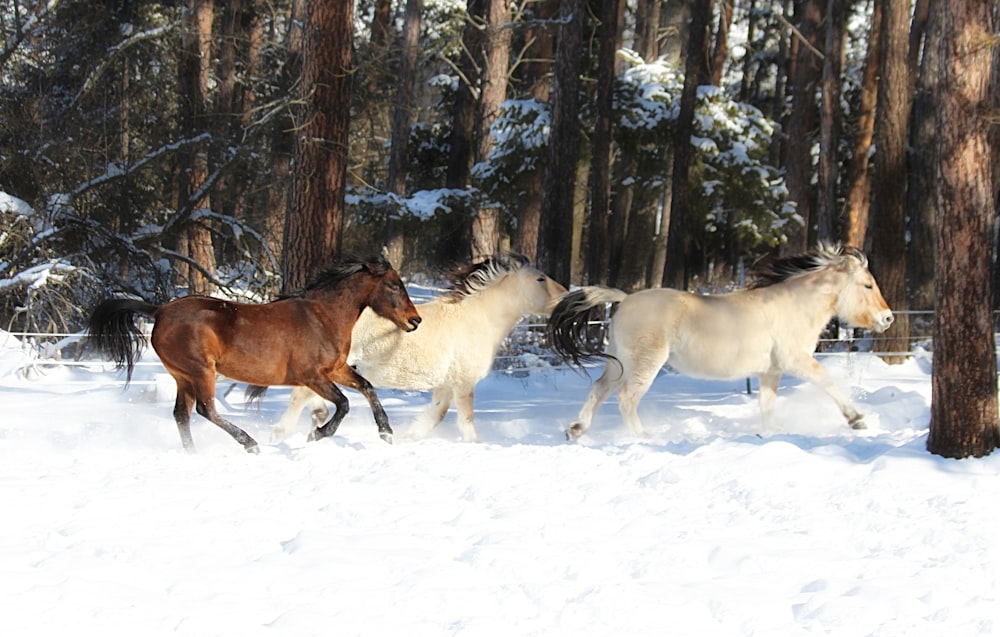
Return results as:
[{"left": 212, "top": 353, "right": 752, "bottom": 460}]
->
[
  {"left": 308, "top": 281, "right": 371, "bottom": 310},
  {"left": 456, "top": 279, "right": 531, "bottom": 337},
  {"left": 776, "top": 269, "right": 843, "bottom": 331}
]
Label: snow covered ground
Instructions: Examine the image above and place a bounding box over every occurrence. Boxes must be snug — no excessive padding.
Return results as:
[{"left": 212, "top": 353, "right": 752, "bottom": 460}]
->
[{"left": 0, "top": 325, "right": 996, "bottom": 636}]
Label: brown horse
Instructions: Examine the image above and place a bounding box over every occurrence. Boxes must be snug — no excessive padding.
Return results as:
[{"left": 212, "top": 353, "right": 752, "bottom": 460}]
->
[{"left": 88, "top": 256, "right": 421, "bottom": 453}]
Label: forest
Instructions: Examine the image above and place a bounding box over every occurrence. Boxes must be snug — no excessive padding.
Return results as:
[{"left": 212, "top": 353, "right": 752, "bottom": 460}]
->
[{"left": 0, "top": 0, "right": 997, "bottom": 456}]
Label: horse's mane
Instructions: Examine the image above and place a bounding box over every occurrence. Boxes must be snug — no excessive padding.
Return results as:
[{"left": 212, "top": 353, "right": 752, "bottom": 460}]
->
[
  {"left": 443, "top": 252, "right": 531, "bottom": 301},
  {"left": 297, "top": 255, "right": 391, "bottom": 295},
  {"left": 748, "top": 243, "right": 867, "bottom": 290}
]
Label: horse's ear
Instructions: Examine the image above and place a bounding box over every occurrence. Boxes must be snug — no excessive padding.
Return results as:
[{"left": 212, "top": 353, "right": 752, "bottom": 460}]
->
[
  {"left": 507, "top": 251, "right": 530, "bottom": 268},
  {"left": 367, "top": 254, "right": 392, "bottom": 275},
  {"left": 843, "top": 246, "right": 868, "bottom": 269}
]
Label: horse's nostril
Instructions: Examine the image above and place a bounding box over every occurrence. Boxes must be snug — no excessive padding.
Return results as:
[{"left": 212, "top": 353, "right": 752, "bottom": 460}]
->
[
  {"left": 409, "top": 317, "right": 422, "bottom": 329},
  {"left": 885, "top": 314, "right": 894, "bottom": 324}
]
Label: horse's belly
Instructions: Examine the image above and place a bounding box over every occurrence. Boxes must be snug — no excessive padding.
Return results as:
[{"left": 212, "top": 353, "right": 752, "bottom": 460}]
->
[
  {"left": 667, "top": 342, "right": 771, "bottom": 380},
  {"left": 352, "top": 359, "right": 442, "bottom": 391}
]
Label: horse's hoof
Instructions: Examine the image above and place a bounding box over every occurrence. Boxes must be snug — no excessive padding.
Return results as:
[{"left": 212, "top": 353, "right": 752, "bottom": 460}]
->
[
  {"left": 245, "top": 444, "right": 260, "bottom": 454},
  {"left": 565, "top": 422, "right": 585, "bottom": 441},
  {"left": 380, "top": 432, "right": 393, "bottom": 444},
  {"left": 851, "top": 421, "right": 868, "bottom": 430},
  {"left": 307, "top": 430, "right": 320, "bottom": 442}
]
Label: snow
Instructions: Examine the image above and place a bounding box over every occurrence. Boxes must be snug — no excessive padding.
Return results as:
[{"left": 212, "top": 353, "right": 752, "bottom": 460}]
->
[{"left": 0, "top": 326, "right": 996, "bottom": 636}]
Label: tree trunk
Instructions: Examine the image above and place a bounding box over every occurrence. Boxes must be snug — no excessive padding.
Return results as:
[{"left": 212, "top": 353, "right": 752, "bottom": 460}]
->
[
  {"left": 177, "top": 0, "right": 217, "bottom": 295},
  {"left": 870, "top": 0, "right": 911, "bottom": 364},
  {"left": 633, "top": 0, "right": 660, "bottom": 61},
  {"left": 266, "top": 0, "right": 304, "bottom": 263},
  {"left": 709, "top": 0, "right": 733, "bottom": 86},
  {"left": 739, "top": 0, "right": 757, "bottom": 102},
  {"left": 664, "top": 0, "right": 712, "bottom": 290},
  {"left": 283, "top": 0, "right": 352, "bottom": 292},
  {"left": 586, "top": 0, "right": 622, "bottom": 284},
  {"left": 619, "top": 196, "right": 658, "bottom": 292},
  {"left": 512, "top": 0, "right": 556, "bottom": 264},
  {"left": 446, "top": 0, "right": 485, "bottom": 190},
  {"left": 844, "top": 0, "right": 881, "bottom": 249},
  {"left": 816, "top": 0, "right": 846, "bottom": 243},
  {"left": 659, "top": 0, "right": 688, "bottom": 67},
  {"left": 471, "top": 0, "right": 511, "bottom": 263},
  {"left": 907, "top": 0, "right": 939, "bottom": 312},
  {"left": 927, "top": 0, "right": 999, "bottom": 459},
  {"left": 782, "top": 0, "right": 823, "bottom": 253},
  {"left": 537, "top": 0, "right": 584, "bottom": 286},
  {"left": 385, "top": 0, "right": 423, "bottom": 269}
]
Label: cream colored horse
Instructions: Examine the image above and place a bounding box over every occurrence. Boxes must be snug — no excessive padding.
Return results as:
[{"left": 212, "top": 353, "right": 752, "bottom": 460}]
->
[
  {"left": 266, "top": 255, "right": 566, "bottom": 443},
  {"left": 547, "top": 244, "right": 894, "bottom": 440}
]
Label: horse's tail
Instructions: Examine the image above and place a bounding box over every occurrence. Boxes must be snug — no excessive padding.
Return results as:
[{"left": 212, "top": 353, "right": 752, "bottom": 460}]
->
[
  {"left": 244, "top": 384, "right": 269, "bottom": 410},
  {"left": 87, "top": 298, "right": 160, "bottom": 385},
  {"left": 546, "top": 286, "right": 628, "bottom": 370}
]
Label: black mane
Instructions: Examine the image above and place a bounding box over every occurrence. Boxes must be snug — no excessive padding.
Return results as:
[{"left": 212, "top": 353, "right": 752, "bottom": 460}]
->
[
  {"left": 294, "top": 255, "right": 391, "bottom": 295},
  {"left": 748, "top": 243, "right": 867, "bottom": 289},
  {"left": 443, "top": 252, "right": 531, "bottom": 301}
]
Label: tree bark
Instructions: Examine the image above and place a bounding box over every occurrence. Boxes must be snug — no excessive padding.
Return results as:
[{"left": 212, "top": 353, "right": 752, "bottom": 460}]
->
[
  {"left": 446, "top": 0, "right": 485, "bottom": 190},
  {"left": 471, "top": 0, "right": 511, "bottom": 263},
  {"left": 906, "top": 0, "right": 939, "bottom": 312},
  {"left": 177, "top": 0, "right": 217, "bottom": 295},
  {"left": 928, "top": 0, "right": 999, "bottom": 458},
  {"left": 512, "top": 0, "right": 557, "bottom": 264},
  {"left": 633, "top": 0, "right": 661, "bottom": 61},
  {"left": 782, "top": 0, "right": 823, "bottom": 253},
  {"left": 816, "top": 0, "right": 846, "bottom": 243},
  {"left": 537, "top": 0, "right": 584, "bottom": 286},
  {"left": 586, "top": 0, "right": 622, "bottom": 284},
  {"left": 709, "top": 0, "right": 733, "bottom": 86},
  {"left": 844, "top": 0, "right": 881, "bottom": 249},
  {"left": 385, "top": 0, "right": 423, "bottom": 269},
  {"left": 870, "top": 0, "right": 911, "bottom": 364},
  {"left": 283, "top": 0, "right": 352, "bottom": 292},
  {"left": 663, "top": 0, "right": 712, "bottom": 290}
]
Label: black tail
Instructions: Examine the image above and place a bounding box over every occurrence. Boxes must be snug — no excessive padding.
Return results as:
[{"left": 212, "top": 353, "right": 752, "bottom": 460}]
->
[
  {"left": 87, "top": 298, "right": 159, "bottom": 384},
  {"left": 244, "top": 384, "right": 269, "bottom": 410},
  {"left": 546, "top": 286, "right": 628, "bottom": 370}
]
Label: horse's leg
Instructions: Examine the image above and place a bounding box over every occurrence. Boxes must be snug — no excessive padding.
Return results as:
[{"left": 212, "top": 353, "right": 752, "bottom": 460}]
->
[
  {"left": 172, "top": 379, "right": 197, "bottom": 452},
  {"left": 616, "top": 358, "right": 660, "bottom": 437},
  {"left": 408, "top": 386, "right": 452, "bottom": 441},
  {"left": 306, "top": 382, "right": 350, "bottom": 442},
  {"left": 789, "top": 357, "right": 866, "bottom": 429},
  {"left": 453, "top": 387, "right": 477, "bottom": 443},
  {"left": 757, "top": 372, "right": 781, "bottom": 431},
  {"left": 308, "top": 392, "right": 331, "bottom": 428},
  {"left": 270, "top": 386, "right": 325, "bottom": 443},
  {"left": 191, "top": 377, "right": 260, "bottom": 454},
  {"left": 567, "top": 362, "right": 624, "bottom": 441},
  {"left": 322, "top": 366, "right": 394, "bottom": 444},
  {"left": 353, "top": 375, "right": 394, "bottom": 443}
]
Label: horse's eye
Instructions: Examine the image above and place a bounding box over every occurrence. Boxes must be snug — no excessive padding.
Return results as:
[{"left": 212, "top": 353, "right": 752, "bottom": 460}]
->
[
  {"left": 863, "top": 283, "right": 873, "bottom": 290},
  {"left": 537, "top": 277, "right": 546, "bottom": 283}
]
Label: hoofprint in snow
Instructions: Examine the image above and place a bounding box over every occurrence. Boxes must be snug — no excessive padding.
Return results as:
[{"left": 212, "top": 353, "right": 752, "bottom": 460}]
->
[{"left": 0, "top": 331, "right": 996, "bottom": 637}]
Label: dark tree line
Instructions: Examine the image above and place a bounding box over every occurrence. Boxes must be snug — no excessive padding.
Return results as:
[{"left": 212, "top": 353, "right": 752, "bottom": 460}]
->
[{"left": 0, "top": 0, "right": 996, "bottom": 457}]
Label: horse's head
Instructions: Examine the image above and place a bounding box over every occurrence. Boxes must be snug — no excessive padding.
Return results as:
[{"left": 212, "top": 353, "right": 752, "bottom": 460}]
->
[
  {"left": 835, "top": 247, "right": 894, "bottom": 333},
  {"left": 511, "top": 261, "right": 568, "bottom": 315},
  {"left": 366, "top": 261, "right": 422, "bottom": 333}
]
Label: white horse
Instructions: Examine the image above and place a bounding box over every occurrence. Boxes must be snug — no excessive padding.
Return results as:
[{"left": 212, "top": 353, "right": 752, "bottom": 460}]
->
[
  {"left": 547, "top": 244, "right": 894, "bottom": 440},
  {"left": 264, "top": 254, "right": 566, "bottom": 443}
]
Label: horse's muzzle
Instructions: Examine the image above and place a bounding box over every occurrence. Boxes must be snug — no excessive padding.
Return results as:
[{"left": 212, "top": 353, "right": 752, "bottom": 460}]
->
[{"left": 873, "top": 311, "right": 894, "bottom": 333}]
